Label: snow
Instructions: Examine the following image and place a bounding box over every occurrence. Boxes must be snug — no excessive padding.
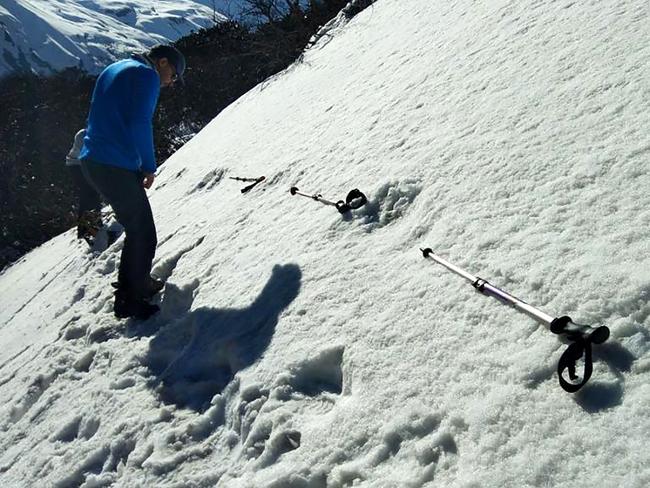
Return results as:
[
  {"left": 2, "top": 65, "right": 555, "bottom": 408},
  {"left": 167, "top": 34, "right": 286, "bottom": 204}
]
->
[
  {"left": 0, "top": 0, "right": 250, "bottom": 77},
  {"left": 1, "top": 0, "right": 650, "bottom": 486}
]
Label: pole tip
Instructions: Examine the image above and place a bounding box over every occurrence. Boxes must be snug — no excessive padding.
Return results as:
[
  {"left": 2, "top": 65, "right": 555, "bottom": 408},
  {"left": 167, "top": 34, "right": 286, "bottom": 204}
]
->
[
  {"left": 290, "top": 187, "right": 298, "bottom": 195},
  {"left": 421, "top": 248, "right": 433, "bottom": 258}
]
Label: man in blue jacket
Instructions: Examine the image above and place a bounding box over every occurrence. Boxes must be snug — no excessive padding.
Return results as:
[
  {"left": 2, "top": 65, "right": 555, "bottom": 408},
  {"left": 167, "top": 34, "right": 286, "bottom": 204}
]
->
[{"left": 80, "top": 44, "right": 186, "bottom": 319}]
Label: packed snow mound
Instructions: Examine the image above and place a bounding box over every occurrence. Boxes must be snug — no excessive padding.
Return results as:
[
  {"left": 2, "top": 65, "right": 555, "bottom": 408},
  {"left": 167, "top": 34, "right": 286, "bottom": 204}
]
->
[
  {"left": 0, "top": 0, "right": 247, "bottom": 77},
  {"left": 1, "top": 0, "right": 649, "bottom": 487}
]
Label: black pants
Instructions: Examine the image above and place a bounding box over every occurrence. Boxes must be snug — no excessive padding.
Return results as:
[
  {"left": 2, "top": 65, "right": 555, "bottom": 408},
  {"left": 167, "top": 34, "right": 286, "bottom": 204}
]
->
[
  {"left": 81, "top": 160, "right": 157, "bottom": 299},
  {"left": 68, "top": 166, "right": 102, "bottom": 217},
  {"left": 69, "top": 165, "right": 103, "bottom": 229}
]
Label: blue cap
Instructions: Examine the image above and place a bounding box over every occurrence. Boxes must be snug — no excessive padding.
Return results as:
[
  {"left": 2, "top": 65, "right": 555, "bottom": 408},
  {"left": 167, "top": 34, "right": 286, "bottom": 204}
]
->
[{"left": 149, "top": 44, "right": 186, "bottom": 85}]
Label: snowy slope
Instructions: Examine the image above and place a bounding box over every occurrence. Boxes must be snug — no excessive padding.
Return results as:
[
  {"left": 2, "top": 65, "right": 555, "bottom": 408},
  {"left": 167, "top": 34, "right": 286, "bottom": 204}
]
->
[
  {"left": 0, "top": 0, "right": 248, "bottom": 77},
  {"left": 1, "top": 0, "right": 650, "bottom": 487}
]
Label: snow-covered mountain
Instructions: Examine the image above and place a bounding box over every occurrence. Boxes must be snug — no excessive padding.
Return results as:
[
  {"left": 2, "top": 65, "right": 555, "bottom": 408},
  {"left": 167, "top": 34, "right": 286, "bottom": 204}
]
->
[
  {"left": 1, "top": 0, "right": 649, "bottom": 487},
  {"left": 0, "top": 0, "right": 248, "bottom": 77}
]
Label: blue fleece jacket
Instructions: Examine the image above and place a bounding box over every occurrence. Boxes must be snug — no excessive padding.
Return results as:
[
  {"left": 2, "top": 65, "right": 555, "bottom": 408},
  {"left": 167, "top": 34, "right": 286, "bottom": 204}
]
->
[{"left": 80, "top": 59, "right": 160, "bottom": 173}]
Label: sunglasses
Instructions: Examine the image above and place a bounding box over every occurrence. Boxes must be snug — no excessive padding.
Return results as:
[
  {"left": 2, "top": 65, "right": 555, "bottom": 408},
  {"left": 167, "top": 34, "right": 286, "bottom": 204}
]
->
[{"left": 165, "top": 61, "right": 181, "bottom": 86}]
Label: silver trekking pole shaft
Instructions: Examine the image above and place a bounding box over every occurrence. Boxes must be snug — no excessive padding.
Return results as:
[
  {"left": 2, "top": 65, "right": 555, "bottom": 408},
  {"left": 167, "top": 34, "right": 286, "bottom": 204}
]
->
[
  {"left": 290, "top": 187, "right": 368, "bottom": 214},
  {"left": 420, "top": 248, "right": 610, "bottom": 392},
  {"left": 422, "top": 250, "right": 553, "bottom": 320},
  {"left": 289, "top": 186, "right": 338, "bottom": 207}
]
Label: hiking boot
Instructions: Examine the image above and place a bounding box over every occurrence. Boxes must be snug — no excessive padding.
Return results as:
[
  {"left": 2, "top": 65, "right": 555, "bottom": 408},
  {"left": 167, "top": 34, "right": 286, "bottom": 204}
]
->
[
  {"left": 77, "top": 210, "right": 102, "bottom": 245},
  {"left": 148, "top": 277, "right": 165, "bottom": 296},
  {"left": 114, "top": 292, "right": 159, "bottom": 320},
  {"left": 111, "top": 276, "right": 165, "bottom": 299}
]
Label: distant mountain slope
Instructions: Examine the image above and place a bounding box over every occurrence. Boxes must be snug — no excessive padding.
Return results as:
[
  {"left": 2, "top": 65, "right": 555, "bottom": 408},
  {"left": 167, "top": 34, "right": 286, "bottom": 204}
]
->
[{"left": 0, "top": 0, "right": 248, "bottom": 77}]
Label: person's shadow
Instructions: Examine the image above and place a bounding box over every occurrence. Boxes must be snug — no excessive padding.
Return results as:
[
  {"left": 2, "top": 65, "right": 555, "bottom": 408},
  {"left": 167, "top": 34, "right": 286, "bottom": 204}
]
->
[{"left": 141, "top": 264, "right": 302, "bottom": 411}]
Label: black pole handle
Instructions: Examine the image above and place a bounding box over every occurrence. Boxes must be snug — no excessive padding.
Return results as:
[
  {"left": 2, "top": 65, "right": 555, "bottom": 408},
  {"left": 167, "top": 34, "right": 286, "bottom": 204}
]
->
[
  {"left": 550, "top": 316, "right": 609, "bottom": 393},
  {"left": 550, "top": 316, "right": 609, "bottom": 345},
  {"left": 241, "top": 176, "right": 265, "bottom": 193},
  {"left": 335, "top": 188, "right": 368, "bottom": 213}
]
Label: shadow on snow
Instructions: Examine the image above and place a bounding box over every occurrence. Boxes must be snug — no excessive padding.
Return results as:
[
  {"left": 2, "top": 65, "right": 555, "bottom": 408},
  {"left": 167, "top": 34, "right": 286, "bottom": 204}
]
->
[
  {"left": 574, "top": 341, "right": 635, "bottom": 413},
  {"left": 135, "top": 263, "right": 302, "bottom": 411}
]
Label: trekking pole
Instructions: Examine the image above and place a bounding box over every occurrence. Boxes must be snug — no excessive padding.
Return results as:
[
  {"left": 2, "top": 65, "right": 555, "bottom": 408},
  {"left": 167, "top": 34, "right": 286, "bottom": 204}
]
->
[
  {"left": 290, "top": 186, "right": 367, "bottom": 214},
  {"left": 420, "top": 248, "right": 610, "bottom": 392},
  {"left": 229, "top": 176, "right": 265, "bottom": 193}
]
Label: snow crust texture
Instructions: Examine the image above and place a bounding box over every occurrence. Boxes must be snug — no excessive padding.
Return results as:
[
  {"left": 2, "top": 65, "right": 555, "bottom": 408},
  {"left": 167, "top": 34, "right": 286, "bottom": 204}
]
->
[{"left": 1, "top": 0, "right": 649, "bottom": 487}]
